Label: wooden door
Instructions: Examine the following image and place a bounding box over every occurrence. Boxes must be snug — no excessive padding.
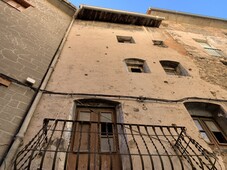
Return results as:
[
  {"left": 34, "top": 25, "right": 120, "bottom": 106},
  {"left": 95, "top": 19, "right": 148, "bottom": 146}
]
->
[{"left": 67, "top": 107, "right": 122, "bottom": 170}]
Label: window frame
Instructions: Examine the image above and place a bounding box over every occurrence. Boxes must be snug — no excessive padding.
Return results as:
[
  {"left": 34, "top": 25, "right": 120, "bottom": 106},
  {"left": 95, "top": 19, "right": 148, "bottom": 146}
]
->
[
  {"left": 192, "top": 116, "right": 227, "bottom": 146},
  {"left": 116, "top": 35, "right": 135, "bottom": 44},
  {"left": 152, "top": 40, "right": 168, "bottom": 48},
  {"left": 160, "top": 60, "right": 189, "bottom": 76},
  {"left": 125, "top": 58, "right": 150, "bottom": 73},
  {"left": 99, "top": 111, "right": 116, "bottom": 153},
  {"left": 194, "top": 39, "right": 222, "bottom": 57}
]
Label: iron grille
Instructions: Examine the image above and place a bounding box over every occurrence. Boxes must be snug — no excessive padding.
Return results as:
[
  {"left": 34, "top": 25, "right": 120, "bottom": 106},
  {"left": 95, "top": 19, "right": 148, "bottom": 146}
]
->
[{"left": 14, "top": 119, "right": 218, "bottom": 170}]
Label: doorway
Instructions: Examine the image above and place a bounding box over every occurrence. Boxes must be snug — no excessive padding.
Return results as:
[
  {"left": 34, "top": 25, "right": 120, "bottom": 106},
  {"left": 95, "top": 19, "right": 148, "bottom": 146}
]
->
[{"left": 67, "top": 99, "right": 122, "bottom": 170}]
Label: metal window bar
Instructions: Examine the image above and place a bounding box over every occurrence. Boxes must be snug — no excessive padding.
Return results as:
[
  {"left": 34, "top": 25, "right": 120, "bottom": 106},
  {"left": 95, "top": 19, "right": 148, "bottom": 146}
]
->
[{"left": 14, "top": 119, "right": 219, "bottom": 170}]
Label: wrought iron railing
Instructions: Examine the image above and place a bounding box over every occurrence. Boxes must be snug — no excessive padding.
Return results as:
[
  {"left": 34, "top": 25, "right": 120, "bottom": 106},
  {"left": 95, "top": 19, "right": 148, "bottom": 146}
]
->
[{"left": 14, "top": 119, "right": 218, "bottom": 170}]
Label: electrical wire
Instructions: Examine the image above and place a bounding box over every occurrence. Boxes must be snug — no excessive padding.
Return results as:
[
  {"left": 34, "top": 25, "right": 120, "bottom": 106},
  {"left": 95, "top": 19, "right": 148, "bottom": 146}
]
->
[{"left": 1, "top": 73, "right": 227, "bottom": 104}]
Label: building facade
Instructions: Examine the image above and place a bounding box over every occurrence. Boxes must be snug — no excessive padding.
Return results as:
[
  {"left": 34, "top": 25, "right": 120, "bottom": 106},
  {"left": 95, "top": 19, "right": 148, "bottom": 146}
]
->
[
  {"left": 1, "top": 2, "right": 227, "bottom": 170},
  {"left": 0, "top": 0, "right": 76, "bottom": 169}
]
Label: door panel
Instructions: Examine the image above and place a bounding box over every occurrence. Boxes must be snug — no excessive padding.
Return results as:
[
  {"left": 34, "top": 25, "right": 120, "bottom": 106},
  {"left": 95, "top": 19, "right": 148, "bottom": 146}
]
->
[{"left": 67, "top": 107, "right": 122, "bottom": 170}]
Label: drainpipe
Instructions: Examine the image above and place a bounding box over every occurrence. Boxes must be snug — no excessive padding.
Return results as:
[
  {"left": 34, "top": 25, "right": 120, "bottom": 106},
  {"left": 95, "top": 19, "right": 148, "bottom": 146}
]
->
[{"left": 0, "top": 9, "right": 79, "bottom": 170}]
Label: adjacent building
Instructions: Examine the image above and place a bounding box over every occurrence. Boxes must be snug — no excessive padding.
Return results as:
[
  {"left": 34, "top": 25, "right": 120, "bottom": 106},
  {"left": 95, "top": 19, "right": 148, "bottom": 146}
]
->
[
  {"left": 0, "top": 0, "right": 76, "bottom": 169},
  {"left": 1, "top": 1, "right": 227, "bottom": 170}
]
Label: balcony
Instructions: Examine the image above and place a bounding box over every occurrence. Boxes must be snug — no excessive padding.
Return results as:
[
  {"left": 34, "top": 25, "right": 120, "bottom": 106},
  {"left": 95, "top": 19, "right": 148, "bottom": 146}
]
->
[{"left": 14, "top": 119, "right": 218, "bottom": 170}]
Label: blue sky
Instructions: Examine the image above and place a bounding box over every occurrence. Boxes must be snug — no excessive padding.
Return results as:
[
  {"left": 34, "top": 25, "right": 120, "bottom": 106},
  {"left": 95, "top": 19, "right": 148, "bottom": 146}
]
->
[{"left": 70, "top": 0, "right": 227, "bottom": 19}]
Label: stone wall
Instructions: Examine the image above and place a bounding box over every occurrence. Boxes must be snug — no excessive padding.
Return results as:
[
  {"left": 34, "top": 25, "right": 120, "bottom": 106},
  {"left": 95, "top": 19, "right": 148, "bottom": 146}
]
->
[
  {"left": 0, "top": 0, "right": 75, "bottom": 163},
  {"left": 159, "top": 21, "right": 227, "bottom": 92}
]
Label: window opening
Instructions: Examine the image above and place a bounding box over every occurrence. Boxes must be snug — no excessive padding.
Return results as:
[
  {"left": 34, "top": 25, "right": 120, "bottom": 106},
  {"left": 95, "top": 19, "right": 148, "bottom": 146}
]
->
[
  {"left": 125, "top": 58, "right": 150, "bottom": 73},
  {"left": 194, "top": 39, "right": 222, "bottom": 57},
  {"left": 116, "top": 36, "right": 135, "bottom": 44},
  {"left": 184, "top": 102, "right": 227, "bottom": 147},
  {"left": 130, "top": 67, "right": 142, "bottom": 73},
  {"left": 3, "top": 0, "right": 31, "bottom": 11},
  {"left": 152, "top": 40, "right": 168, "bottom": 48},
  {"left": 160, "top": 60, "right": 189, "bottom": 76}
]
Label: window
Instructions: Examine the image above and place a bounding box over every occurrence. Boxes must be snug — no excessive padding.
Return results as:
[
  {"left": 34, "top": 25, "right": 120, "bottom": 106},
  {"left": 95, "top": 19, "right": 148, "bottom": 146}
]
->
[
  {"left": 116, "top": 36, "right": 135, "bottom": 44},
  {"left": 160, "top": 60, "right": 189, "bottom": 76},
  {"left": 193, "top": 118, "right": 227, "bottom": 144},
  {"left": 184, "top": 102, "right": 227, "bottom": 147},
  {"left": 152, "top": 40, "right": 168, "bottom": 48},
  {"left": 194, "top": 39, "right": 222, "bottom": 57},
  {"left": 100, "top": 112, "right": 115, "bottom": 152},
  {"left": 3, "top": 0, "right": 31, "bottom": 11},
  {"left": 125, "top": 58, "right": 150, "bottom": 73}
]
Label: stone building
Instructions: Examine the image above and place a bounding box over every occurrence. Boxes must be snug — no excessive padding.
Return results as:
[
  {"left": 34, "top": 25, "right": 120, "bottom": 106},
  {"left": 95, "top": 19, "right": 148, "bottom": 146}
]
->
[
  {"left": 1, "top": 2, "right": 227, "bottom": 170},
  {"left": 0, "top": 0, "right": 76, "bottom": 169}
]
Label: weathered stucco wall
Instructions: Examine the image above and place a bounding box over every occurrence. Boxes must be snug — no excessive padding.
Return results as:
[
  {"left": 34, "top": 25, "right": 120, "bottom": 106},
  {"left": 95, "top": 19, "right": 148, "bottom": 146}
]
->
[
  {"left": 161, "top": 22, "right": 227, "bottom": 92},
  {"left": 44, "top": 20, "right": 227, "bottom": 99},
  {"left": 21, "top": 20, "right": 227, "bottom": 169},
  {"left": 0, "top": 0, "right": 74, "bottom": 163}
]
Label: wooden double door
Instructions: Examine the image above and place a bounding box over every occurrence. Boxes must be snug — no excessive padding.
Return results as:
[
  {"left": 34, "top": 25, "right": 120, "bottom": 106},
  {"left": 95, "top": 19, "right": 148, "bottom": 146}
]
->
[{"left": 67, "top": 107, "right": 122, "bottom": 170}]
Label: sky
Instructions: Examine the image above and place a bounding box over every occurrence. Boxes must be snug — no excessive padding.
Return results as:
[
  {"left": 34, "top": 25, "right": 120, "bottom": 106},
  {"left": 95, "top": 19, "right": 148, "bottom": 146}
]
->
[{"left": 70, "top": 0, "right": 227, "bottom": 19}]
